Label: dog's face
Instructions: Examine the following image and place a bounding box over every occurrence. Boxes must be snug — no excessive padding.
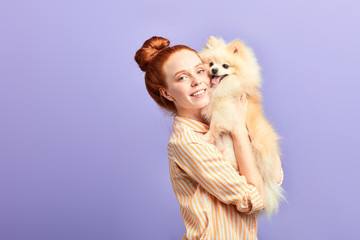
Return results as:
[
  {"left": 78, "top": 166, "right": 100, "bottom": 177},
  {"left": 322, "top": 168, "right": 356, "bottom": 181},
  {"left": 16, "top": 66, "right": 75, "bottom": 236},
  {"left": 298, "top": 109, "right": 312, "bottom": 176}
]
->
[
  {"left": 207, "top": 59, "right": 234, "bottom": 85},
  {"left": 198, "top": 36, "right": 261, "bottom": 88}
]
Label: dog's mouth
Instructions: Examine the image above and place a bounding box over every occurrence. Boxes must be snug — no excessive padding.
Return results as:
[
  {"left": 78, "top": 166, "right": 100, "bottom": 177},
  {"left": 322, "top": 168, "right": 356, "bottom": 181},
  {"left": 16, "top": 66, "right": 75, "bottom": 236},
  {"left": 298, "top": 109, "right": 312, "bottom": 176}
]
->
[{"left": 211, "top": 74, "right": 228, "bottom": 85}]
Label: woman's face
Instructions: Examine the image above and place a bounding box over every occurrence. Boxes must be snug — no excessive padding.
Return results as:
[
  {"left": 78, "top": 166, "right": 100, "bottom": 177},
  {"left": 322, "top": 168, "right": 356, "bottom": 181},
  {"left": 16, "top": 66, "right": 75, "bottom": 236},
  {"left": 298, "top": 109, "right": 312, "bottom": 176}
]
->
[{"left": 161, "top": 50, "right": 210, "bottom": 120}]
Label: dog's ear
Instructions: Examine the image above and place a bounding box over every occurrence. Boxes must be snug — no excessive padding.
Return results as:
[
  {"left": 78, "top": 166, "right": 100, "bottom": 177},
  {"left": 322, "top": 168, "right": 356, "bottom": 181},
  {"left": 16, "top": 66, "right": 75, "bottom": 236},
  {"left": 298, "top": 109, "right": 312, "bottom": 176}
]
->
[
  {"left": 205, "top": 36, "right": 221, "bottom": 49},
  {"left": 227, "top": 40, "right": 245, "bottom": 55}
]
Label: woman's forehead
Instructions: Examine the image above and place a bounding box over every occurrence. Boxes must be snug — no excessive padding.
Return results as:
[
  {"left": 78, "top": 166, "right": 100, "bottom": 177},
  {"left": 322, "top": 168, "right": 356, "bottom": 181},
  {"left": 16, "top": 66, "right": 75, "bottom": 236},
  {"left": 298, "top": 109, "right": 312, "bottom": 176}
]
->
[{"left": 165, "top": 50, "right": 202, "bottom": 73}]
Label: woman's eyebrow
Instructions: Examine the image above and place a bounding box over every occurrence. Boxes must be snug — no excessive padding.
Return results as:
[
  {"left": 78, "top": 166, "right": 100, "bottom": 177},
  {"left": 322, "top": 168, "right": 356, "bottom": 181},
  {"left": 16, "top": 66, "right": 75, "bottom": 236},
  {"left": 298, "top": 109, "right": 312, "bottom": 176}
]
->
[
  {"left": 194, "top": 63, "right": 204, "bottom": 68},
  {"left": 173, "top": 63, "right": 204, "bottom": 78}
]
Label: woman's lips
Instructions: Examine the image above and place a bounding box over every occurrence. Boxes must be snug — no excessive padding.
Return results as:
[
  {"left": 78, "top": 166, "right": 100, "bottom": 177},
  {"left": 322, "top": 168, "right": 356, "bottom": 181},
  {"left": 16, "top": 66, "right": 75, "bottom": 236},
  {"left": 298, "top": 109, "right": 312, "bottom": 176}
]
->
[{"left": 191, "top": 89, "right": 206, "bottom": 98}]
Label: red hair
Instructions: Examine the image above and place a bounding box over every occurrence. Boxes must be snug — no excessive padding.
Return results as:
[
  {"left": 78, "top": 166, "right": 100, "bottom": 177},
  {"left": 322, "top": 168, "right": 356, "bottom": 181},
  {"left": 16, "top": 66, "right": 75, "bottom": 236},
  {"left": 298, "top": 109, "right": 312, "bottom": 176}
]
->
[{"left": 134, "top": 36, "right": 198, "bottom": 114}]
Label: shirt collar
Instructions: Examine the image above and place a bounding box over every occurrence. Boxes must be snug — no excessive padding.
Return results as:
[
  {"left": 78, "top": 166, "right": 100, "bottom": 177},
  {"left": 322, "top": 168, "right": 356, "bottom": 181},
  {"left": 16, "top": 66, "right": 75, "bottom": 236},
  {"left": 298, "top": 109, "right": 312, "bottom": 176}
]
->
[{"left": 173, "top": 115, "right": 209, "bottom": 133}]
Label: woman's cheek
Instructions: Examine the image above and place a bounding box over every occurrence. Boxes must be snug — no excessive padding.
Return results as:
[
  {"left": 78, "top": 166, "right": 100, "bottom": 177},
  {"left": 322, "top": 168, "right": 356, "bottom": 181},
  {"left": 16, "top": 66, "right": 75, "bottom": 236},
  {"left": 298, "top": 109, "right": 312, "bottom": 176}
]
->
[{"left": 203, "top": 74, "right": 210, "bottom": 83}]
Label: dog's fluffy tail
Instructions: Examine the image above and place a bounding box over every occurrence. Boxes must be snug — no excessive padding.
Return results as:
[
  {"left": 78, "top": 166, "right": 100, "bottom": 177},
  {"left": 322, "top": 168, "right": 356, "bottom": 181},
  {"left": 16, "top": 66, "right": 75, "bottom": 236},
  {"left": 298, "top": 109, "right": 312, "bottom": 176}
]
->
[{"left": 264, "top": 182, "right": 287, "bottom": 219}]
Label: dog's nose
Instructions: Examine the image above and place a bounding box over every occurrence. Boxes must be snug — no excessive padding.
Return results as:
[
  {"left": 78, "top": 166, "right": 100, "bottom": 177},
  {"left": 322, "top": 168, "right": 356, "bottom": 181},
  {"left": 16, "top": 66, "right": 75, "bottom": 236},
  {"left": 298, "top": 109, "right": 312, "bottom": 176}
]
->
[{"left": 212, "top": 68, "right": 218, "bottom": 74}]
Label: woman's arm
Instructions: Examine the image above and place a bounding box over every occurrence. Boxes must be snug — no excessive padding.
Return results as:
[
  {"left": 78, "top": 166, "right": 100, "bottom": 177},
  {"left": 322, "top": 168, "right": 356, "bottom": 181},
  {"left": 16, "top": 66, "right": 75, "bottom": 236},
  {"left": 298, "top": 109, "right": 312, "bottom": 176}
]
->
[
  {"left": 172, "top": 138, "right": 265, "bottom": 215},
  {"left": 231, "top": 93, "right": 266, "bottom": 206},
  {"left": 231, "top": 129, "right": 266, "bottom": 207}
]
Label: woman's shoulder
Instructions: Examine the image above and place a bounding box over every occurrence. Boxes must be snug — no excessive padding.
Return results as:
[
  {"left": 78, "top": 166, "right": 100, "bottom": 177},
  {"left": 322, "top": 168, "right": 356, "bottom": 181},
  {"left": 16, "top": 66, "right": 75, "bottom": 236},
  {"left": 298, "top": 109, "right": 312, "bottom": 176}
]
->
[{"left": 168, "top": 124, "right": 203, "bottom": 146}]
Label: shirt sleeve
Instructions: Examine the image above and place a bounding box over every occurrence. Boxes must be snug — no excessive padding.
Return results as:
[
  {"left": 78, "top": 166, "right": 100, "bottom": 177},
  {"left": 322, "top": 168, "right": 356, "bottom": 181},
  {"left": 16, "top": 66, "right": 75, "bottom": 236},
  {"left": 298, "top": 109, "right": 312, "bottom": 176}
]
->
[
  {"left": 172, "top": 140, "right": 265, "bottom": 215},
  {"left": 278, "top": 168, "right": 284, "bottom": 186}
]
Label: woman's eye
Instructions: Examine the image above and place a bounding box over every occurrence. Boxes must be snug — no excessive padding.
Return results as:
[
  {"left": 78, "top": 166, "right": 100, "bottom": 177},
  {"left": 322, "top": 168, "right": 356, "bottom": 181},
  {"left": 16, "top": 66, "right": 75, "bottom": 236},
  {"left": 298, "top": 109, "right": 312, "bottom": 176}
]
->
[
  {"left": 223, "top": 64, "right": 229, "bottom": 69},
  {"left": 209, "top": 62, "right": 214, "bottom": 67},
  {"left": 197, "top": 69, "right": 204, "bottom": 74},
  {"left": 178, "top": 75, "right": 187, "bottom": 80}
]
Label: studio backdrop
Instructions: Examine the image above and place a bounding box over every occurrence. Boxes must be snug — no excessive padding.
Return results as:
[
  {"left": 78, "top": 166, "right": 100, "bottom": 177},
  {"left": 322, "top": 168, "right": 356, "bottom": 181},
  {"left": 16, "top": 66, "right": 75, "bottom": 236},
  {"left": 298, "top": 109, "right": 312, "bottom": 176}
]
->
[{"left": 1, "top": 0, "right": 359, "bottom": 239}]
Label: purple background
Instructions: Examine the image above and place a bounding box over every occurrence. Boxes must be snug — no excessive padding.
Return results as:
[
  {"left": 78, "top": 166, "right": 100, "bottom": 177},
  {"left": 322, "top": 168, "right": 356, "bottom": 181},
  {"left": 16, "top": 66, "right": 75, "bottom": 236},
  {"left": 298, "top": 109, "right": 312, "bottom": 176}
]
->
[{"left": 1, "top": 0, "right": 359, "bottom": 239}]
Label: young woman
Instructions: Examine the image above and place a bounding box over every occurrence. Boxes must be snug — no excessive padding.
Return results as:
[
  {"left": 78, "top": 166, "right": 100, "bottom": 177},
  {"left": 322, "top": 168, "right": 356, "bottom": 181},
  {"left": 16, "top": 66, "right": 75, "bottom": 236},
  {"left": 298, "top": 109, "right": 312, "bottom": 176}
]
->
[{"left": 135, "top": 36, "right": 283, "bottom": 240}]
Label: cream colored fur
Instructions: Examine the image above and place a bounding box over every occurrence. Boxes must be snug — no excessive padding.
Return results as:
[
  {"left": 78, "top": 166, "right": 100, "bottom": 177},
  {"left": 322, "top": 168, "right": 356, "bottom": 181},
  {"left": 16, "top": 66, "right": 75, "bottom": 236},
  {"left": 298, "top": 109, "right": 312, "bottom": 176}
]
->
[{"left": 198, "top": 36, "right": 286, "bottom": 219}]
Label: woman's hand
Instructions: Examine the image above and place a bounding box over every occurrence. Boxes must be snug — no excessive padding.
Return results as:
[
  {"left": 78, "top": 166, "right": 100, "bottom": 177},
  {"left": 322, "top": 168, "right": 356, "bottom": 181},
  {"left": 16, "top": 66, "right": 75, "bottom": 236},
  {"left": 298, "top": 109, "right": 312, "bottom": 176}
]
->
[{"left": 231, "top": 93, "right": 249, "bottom": 137}]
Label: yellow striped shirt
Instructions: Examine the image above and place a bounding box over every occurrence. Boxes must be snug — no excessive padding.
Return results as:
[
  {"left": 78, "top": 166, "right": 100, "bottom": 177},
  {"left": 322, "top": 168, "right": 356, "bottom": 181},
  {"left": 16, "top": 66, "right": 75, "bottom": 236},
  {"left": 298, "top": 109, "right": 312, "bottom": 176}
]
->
[{"left": 168, "top": 115, "right": 283, "bottom": 240}]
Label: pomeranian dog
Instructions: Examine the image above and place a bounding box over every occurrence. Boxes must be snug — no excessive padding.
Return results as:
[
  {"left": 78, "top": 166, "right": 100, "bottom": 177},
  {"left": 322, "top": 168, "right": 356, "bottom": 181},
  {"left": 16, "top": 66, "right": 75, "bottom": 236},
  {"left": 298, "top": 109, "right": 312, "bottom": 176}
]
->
[{"left": 198, "top": 36, "right": 286, "bottom": 218}]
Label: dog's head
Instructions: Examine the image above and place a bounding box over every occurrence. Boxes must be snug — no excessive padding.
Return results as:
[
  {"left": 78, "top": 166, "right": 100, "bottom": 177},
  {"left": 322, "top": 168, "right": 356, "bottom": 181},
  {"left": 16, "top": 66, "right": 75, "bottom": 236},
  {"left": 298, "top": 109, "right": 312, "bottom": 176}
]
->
[{"left": 198, "top": 36, "right": 261, "bottom": 88}]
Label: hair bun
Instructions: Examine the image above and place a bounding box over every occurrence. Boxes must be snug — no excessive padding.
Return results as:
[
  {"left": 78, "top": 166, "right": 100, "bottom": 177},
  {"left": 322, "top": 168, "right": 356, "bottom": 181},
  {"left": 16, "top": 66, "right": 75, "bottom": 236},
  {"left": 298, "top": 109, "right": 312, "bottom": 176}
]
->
[{"left": 134, "top": 36, "right": 170, "bottom": 72}]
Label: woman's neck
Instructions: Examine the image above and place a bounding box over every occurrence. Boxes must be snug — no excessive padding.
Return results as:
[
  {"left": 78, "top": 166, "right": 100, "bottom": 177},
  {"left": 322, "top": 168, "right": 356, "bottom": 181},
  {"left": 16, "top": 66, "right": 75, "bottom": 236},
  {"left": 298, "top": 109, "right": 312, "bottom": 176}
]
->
[{"left": 177, "top": 109, "right": 207, "bottom": 124}]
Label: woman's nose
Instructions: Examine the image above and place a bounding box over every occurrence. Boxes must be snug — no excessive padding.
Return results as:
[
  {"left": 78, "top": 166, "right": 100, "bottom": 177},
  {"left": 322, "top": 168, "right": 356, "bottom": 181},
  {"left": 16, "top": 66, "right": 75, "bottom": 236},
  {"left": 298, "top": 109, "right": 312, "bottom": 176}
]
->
[{"left": 191, "top": 77, "right": 201, "bottom": 87}]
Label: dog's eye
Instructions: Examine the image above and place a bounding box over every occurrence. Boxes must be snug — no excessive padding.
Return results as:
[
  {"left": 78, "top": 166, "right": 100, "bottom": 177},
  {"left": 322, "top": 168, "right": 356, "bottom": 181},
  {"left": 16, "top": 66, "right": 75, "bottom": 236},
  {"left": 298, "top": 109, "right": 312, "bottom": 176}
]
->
[
  {"left": 209, "top": 62, "right": 214, "bottom": 67},
  {"left": 222, "top": 64, "right": 229, "bottom": 69}
]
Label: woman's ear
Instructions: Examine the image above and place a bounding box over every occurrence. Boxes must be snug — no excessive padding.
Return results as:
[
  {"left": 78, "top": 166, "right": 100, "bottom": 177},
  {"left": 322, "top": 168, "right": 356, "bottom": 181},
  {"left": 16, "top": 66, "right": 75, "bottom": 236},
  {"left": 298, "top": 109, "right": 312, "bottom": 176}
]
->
[{"left": 159, "top": 88, "right": 175, "bottom": 102}]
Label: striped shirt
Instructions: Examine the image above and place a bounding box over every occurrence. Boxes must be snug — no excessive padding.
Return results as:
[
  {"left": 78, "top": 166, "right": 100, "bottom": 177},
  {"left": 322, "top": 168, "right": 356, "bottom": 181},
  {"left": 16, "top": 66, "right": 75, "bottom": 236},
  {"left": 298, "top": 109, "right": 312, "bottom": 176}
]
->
[{"left": 168, "top": 115, "right": 284, "bottom": 240}]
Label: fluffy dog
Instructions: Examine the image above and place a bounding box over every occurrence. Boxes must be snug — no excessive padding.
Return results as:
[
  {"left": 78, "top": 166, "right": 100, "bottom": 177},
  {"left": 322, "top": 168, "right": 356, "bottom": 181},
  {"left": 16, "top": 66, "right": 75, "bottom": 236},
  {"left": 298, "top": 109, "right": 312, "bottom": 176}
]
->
[{"left": 198, "top": 36, "right": 286, "bottom": 218}]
